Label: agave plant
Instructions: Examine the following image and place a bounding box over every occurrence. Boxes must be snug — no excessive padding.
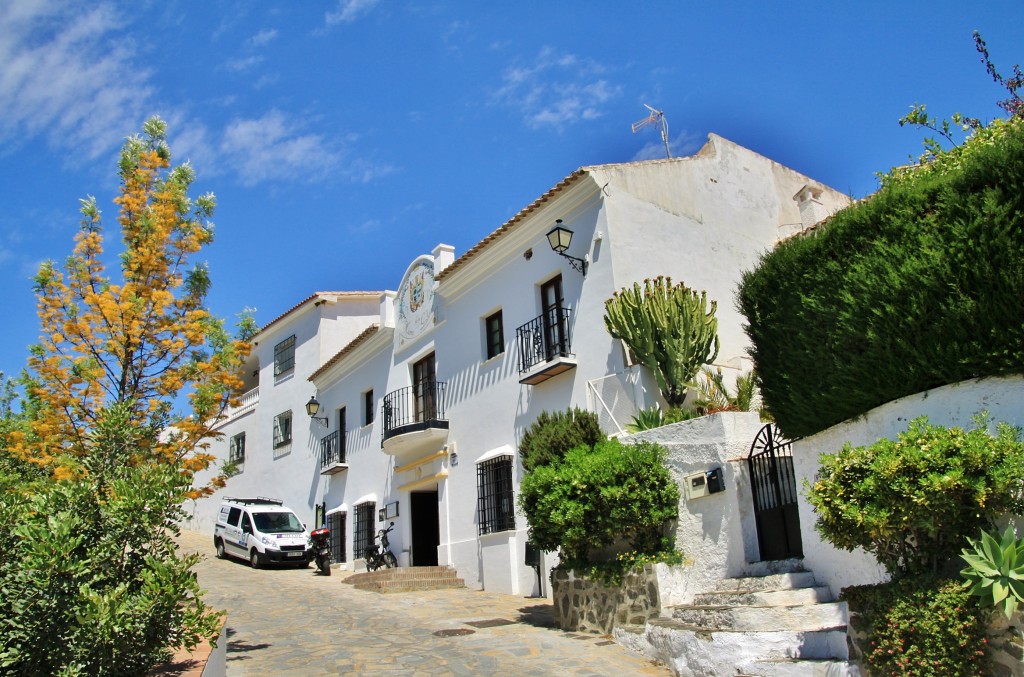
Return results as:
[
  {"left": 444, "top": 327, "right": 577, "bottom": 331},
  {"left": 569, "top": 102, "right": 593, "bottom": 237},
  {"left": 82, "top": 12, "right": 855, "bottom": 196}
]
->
[
  {"left": 961, "top": 524, "right": 1024, "bottom": 619},
  {"left": 626, "top": 405, "right": 666, "bottom": 433}
]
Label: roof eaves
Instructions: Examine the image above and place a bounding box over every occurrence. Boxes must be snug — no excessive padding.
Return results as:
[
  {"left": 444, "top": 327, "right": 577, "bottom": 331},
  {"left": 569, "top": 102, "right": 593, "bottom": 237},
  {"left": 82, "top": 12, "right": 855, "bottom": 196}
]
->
[
  {"left": 254, "top": 291, "right": 382, "bottom": 339},
  {"left": 308, "top": 323, "right": 382, "bottom": 382}
]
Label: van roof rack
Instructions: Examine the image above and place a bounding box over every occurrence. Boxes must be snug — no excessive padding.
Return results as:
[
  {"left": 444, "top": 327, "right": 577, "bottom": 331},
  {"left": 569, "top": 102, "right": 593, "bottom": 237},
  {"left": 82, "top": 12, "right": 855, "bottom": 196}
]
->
[{"left": 225, "top": 496, "right": 283, "bottom": 505}]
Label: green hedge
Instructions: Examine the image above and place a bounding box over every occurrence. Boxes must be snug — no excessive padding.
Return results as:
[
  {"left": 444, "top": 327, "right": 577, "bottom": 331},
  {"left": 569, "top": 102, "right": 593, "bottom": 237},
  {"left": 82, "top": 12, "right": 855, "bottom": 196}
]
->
[{"left": 738, "top": 120, "right": 1024, "bottom": 439}]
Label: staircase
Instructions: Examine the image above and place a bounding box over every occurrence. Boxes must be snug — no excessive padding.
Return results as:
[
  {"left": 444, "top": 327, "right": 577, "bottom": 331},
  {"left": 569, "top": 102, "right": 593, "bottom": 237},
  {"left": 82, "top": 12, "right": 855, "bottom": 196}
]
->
[
  {"left": 615, "top": 569, "right": 860, "bottom": 676},
  {"left": 342, "top": 565, "right": 465, "bottom": 593}
]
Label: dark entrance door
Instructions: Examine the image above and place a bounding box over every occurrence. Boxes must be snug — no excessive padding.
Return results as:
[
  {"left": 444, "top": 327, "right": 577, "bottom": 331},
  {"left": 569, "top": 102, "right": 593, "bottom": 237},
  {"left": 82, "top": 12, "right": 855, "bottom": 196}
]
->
[
  {"left": 412, "top": 353, "right": 437, "bottom": 422},
  {"left": 748, "top": 424, "right": 803, "bottom": 561},
  {"left": 540, "top": 275, "right": 566, "bottom": 360},
  {"left": 410, "top": 490, "right": 439, "bottom": 566}
]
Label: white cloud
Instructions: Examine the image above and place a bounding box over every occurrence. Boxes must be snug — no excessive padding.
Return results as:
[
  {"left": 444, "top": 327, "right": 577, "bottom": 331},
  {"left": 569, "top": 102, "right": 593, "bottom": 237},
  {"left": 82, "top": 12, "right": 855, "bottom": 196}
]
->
[
  {"left": 248, "top": 29, "right": 278, "bottom": 47},
  {"left": 217, "top": 111, "right": 336, "bottom": 186},
  {"left": 0, "top": 2, "right": 152, "bottom": 160},
  {"left": 326, "top": 0, "right": 381, "bottom": 26},
  {"left": 631, "top": 130, "right": 703, "bottom": 162},
  {"left": 493, "top": 47, "right": 621, "bottom": 130},
  {"left": 223, "top": 55, "right": 263, "bottom": 72}
]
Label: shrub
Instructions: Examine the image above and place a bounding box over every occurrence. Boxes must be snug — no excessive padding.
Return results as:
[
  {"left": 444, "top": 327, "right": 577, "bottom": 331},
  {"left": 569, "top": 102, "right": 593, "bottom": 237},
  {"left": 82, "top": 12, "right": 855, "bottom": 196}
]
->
[
  {"left": 807, "top": 415, "right": 1024, "bottom": 578},
  {"left": 0, "top": 404, "right": 221, "bottom": 676},
  {"left": 842, "top": 576, "right": 990, "bottom": 677},
  {"left": 518, "top": 407, "right": 603, "bottom": 471},
  {"left": 738, "top": 118, "right": 1024, "bottom": 439},
  {"left": 518, "top": 438, "right": 680, "bottom": 566}
]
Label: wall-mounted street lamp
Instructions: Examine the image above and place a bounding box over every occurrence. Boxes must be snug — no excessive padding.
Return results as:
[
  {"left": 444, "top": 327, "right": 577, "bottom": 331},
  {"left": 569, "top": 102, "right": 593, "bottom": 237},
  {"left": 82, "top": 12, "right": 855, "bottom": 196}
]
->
[
  {"left": 305, "top": 396, "right": 329, "bottom": 428},
  {"left": 546, "top": 220, "right": 588, "bottom": 276}
]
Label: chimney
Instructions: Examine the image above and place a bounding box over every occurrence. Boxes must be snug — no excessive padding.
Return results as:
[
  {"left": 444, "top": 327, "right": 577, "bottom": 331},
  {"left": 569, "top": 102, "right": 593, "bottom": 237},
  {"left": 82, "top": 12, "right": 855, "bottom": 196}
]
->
[
  {"left": 379, "top": 290, "right": 396, "bottom": 328},
  {"left": 793, "top": 184, "right": 828, "bottom": 230},
  {"left": 432, "top": 243, "right": 455, "bottom": 274}
]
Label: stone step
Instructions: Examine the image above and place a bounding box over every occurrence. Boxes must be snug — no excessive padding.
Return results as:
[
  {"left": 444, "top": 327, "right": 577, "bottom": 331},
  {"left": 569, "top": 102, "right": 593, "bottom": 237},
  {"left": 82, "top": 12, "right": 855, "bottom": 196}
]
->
[
  {"left": 693, "top": 586, "right": 834, "bottom": 608},
  {"left": 708, "top": 571, "right": 818, "bottom": 594},
  {"left": 614, "top": 621, "right": 850, "bottom": 673},
  {"left": 669, "top": 600, "right": 848, "bottom": 633},
  {"left": 342, "top": 565, "right": 465, "bottom": 593},
  {"left": 736, "top": 657, "right": 861, "bottom": 677}
]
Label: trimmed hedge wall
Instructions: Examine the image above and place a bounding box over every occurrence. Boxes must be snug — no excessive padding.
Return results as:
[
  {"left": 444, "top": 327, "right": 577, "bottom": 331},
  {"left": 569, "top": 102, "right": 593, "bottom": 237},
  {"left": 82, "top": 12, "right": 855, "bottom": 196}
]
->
[{"left": 737, "top": 121, "right": 1024, "bottom": 439}]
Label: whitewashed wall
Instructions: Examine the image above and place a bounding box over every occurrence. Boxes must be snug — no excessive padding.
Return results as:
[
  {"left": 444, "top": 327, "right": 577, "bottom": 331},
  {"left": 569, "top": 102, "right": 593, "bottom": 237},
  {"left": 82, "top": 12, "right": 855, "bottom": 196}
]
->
[{"left": 794, "top": 374, "right": 1024, "bottom": 597}]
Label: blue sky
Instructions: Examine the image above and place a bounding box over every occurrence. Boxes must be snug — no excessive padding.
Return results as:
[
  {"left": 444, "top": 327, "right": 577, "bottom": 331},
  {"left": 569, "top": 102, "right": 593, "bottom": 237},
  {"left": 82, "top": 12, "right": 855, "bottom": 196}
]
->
[{"left": 1, "top": 1, "right": 1023, "bottom": 386}]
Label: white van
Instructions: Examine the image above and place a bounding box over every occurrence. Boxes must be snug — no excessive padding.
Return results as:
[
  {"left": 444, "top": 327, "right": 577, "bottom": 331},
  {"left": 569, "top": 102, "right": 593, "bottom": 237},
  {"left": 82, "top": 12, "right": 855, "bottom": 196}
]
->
[{"left": 214, "top": 497, "right": 312, "bottom": 568}]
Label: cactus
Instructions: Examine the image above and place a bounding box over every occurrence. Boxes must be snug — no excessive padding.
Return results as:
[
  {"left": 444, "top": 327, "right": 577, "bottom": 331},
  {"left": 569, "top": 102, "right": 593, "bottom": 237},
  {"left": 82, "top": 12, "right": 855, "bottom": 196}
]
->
[{"left": 603, "top": 276, "right": 720, "bottom": 408}]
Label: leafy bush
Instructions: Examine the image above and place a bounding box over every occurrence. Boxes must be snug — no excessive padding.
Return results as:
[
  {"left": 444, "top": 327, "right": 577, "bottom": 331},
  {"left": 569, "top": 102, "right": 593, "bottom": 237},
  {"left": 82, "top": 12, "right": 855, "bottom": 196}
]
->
[
  {"left": 0, "top": 404, "right": 221, "bottom": 676},
  {"left": 961, "top": 525, "right": 1024, "bottom": 619},
  {"left": 518, "top": 438, "right": 680, "bottom": 566},
  {"left": 807, "top": 416, "right": 1024, "bottom": 578},
  {"left": 518, "top": 407, "right": 603, "bottom": 471},
  {"left": 842, "top": 576, "right": 990, "bottom": 677},
  {"left": 738, "top": 118, "right": 1024, "bottom": 439}
]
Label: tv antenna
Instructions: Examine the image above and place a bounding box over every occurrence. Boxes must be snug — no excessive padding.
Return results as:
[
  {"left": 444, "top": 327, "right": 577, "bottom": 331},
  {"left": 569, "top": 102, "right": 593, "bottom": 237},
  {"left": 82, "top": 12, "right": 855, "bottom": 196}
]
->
[{"left": 631, "top": 104, "right": 671, "bottom": 159}]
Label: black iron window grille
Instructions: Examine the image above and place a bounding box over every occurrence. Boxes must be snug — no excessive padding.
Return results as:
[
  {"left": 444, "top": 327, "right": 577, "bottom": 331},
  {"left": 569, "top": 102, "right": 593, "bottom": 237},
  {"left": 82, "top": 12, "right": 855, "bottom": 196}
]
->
[
  {"left": 328, "top": 511, "right": 346, "bottom": 563},
  {"left": 228, "top": 432, "right": 246, "bottom": 463},
  {"left": 515, "top": 306, "right": 573, "bottom": 374},
  {"left": 273, "top": 410, "right": 292, "bottom": 448},
  {"left": 273, "top": 335, "right": 296, "bottom": 376},
  {"left": 485, "top": 310, "right": 504, "bottom": 360},
  {"left": 477, "top": 456, "right": 515, "bottom": 535},
  {"left": 354, "top": 502, "right": 375, "bottom": 558},
  {"left": 320, "top": 429, "right": 346, "bottom": 468}
]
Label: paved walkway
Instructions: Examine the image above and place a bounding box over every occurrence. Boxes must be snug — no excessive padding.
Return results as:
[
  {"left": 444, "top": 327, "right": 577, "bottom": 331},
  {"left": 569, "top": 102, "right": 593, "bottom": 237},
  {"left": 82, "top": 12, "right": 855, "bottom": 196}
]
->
[{"left": 178, "top": 530, "right": 671, "bottom": 676}]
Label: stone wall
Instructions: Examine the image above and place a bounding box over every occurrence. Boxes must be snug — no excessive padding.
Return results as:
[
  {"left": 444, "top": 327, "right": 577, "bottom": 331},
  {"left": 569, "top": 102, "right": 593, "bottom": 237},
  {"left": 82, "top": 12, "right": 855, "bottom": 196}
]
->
[{"left": 551, "top": 565, "right": 662, "bottom": 634}]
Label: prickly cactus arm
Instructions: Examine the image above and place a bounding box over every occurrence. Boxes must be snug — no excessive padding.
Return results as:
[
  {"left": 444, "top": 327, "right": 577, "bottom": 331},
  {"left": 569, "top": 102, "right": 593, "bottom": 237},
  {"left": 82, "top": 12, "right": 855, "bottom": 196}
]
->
[{"left": 604, "top": 277, "right": 719, "bottom": 408}]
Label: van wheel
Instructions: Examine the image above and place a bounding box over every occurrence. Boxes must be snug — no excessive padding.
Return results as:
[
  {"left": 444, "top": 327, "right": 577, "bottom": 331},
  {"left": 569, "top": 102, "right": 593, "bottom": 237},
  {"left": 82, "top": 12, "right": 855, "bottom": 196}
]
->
[
  {"left": 215, "top": 539, "right": 226, "bottom": 560},
  {"left": 250, "top": 549, "right": 262, "bottom": 569}
]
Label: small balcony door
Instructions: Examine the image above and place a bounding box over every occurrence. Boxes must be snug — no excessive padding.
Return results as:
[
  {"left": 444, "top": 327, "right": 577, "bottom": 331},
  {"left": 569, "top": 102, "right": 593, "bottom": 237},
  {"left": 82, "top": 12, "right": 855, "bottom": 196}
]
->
[
  {"left": 413, "top": 353, "right": 437, "bottom": 422},
  {"left": 541, "top": 275, "right": 567, "bottom": 360}
]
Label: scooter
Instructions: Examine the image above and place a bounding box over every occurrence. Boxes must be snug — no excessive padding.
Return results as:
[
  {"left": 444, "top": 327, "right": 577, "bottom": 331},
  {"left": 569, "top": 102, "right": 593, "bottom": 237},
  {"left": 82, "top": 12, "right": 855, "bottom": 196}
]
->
[
  {"left": 309, "top": 526, "right": 332, "bottom": 576},
  {"left": 364, "top": 521, "right": 397, "bottom": 571}
]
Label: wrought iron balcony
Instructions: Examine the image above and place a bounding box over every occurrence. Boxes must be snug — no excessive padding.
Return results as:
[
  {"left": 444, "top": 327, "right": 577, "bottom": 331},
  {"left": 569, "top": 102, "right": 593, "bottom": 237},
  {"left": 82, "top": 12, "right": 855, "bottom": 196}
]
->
[
  {"left": 320, "top": 429, "right": 347, "bottom": 475},
  {"left": 516, "top": 306, "right": 576, "bottom": 385},
  {"left": 381, "top": 381, "right": 449, "bottom": 455}
]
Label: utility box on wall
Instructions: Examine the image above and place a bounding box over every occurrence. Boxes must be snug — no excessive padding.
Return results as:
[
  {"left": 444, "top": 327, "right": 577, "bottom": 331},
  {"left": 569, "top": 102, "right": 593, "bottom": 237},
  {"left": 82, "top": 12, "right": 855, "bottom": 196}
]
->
[{"left": 684, "top": 466, "right": 726, "bottom": 501}]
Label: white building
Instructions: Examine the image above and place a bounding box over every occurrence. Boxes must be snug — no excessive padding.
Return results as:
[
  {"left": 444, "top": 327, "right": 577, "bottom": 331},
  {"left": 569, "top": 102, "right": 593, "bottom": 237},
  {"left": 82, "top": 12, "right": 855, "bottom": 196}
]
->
[{"left": 186, "top": 133, "right": 849, "bottom": 595}]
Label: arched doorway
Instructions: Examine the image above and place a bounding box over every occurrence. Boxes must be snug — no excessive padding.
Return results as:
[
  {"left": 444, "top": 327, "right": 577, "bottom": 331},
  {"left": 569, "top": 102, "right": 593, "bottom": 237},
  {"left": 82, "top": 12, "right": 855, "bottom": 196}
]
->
[{"left": 748, "top": 424, "right": 803, "bottom": 560}]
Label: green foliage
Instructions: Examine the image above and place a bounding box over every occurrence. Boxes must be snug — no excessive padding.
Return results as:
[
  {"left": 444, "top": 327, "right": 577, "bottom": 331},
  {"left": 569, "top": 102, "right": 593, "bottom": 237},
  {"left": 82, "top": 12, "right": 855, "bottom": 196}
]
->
[
  {"left": 693, "top": 367, "right": 758, "bottom": 415},
  {"left": 570, "top": 548, "right": 684, "bottom": 587},
  {"left": 808, "top": 416, "right": 1024, "bottom": 579},
  {"left": 738, "top": 117, "right": 1024, "bottom": 439},
  {"left": 961, "top": 525, "right": 1024, "bottom": 619},
  {"left": 518, "top": 407, "right": 603, "bottom": 471},
  {"left": 518, "top": 438, "right": 680, "bottom": 566},
  {"left": 842, "top": 576, "right": 990, "bottom": 677},
  {"left": 626, "top": 405, "right": 668, "bottom": 433},
  {"left": 0, "top": 403, "right": 221, "bottom": 676},
  {"left": 604, "top": 276, "right": 719, "bottom": 408}
]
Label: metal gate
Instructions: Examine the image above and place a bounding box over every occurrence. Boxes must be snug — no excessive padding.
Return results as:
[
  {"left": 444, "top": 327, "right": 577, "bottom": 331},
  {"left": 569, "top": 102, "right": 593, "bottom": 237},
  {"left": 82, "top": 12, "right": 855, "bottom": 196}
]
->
[{"left": 748, "top": 423, "right": 803, "bottom": 561}]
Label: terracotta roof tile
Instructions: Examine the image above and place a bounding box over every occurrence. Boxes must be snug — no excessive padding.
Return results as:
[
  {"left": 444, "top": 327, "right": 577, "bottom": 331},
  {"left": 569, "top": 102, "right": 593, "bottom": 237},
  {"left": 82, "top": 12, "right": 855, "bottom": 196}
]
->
[{"left": 255, "top": 291, "right": 381, "bottom": 338}]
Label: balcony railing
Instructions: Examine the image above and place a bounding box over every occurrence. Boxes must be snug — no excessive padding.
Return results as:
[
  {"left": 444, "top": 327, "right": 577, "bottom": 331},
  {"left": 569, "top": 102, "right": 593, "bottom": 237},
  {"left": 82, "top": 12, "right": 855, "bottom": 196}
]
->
[
  {"left": 516, "top": 306, "right": 574, "bottom": 376},
  {"left": 381, "top": 381, "right": 448, "bottom": 443},
  {"left": 320, "top": 429, "right": 347, "bottom": 474}
]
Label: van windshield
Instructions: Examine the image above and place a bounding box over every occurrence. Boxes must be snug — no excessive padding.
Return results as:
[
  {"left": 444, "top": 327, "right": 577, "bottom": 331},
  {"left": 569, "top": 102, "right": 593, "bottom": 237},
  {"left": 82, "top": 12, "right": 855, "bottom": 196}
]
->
[{"left": 252, "top": 511, "right": 304, "bottom": 534}]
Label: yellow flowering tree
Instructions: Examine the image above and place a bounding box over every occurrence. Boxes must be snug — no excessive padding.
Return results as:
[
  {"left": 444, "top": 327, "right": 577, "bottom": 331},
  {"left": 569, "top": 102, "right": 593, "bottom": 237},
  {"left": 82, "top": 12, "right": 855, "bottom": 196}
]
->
[{"left": 10, "top": 116, "right": 250, "bottom": 495}]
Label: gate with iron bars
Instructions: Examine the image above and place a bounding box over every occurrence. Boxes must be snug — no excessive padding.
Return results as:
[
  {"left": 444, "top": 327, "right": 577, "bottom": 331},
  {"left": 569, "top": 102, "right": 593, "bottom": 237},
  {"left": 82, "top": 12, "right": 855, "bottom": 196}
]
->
[{"left": 748, "top": 423, "right": 803, "bottom": 561}]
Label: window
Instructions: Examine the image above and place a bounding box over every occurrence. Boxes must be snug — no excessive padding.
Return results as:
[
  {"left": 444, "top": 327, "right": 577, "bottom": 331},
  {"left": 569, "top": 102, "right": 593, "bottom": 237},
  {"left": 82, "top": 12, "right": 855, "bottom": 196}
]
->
[
  {"left": 354, "top": 502, "right": 375, "bottom": 559},
  {"left": 484, "top": 310, "right": 504, "bottom": 360},
  {"left": 228, "top": 432, "right": 246, "bottom": 463},
  {"left": 477, "top": 456, "right": 515, "bottom": 535},
  {"left": 413, "top": 353, "right": 437, "bottom": 421},
  {"left": 274, "top": 335, "right": 296, "bottom": 376},
  {"left": 273, "top": 410, "right": 292, "bottom": 448},
  {"left": 227, "top": 507, "right": 241, "bottom": 527},
  {"left": 363, "top": 389, "right": 374, "bottom": 426}
]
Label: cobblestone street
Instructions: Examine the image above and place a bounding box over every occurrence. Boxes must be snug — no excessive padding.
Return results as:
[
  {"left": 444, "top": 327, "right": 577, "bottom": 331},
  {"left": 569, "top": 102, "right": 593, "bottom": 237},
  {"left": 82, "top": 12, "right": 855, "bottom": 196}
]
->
[{"left": 179, "top": 530, "right": 671, "bottom": 676}]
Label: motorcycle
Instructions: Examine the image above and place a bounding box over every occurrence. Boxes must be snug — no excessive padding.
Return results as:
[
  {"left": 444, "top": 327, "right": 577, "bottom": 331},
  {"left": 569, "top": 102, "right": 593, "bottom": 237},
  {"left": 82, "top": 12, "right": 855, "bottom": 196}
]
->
[
  {"left": 364, "top": 521, "right": 397, "bottom": 571},
  {"left": 309, "top": 526, "right": 332, "bottom": 576}
]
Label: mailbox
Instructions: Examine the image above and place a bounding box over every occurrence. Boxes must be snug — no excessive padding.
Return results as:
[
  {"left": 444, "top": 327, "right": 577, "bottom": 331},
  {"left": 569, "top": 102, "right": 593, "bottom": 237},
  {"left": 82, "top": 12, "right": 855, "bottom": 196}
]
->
[
  {"left": 525, "top": 541, "right": 541, "bottom": 568},
  {"left": 684, "top": 466, "right": 726, "bottom": 500}
]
